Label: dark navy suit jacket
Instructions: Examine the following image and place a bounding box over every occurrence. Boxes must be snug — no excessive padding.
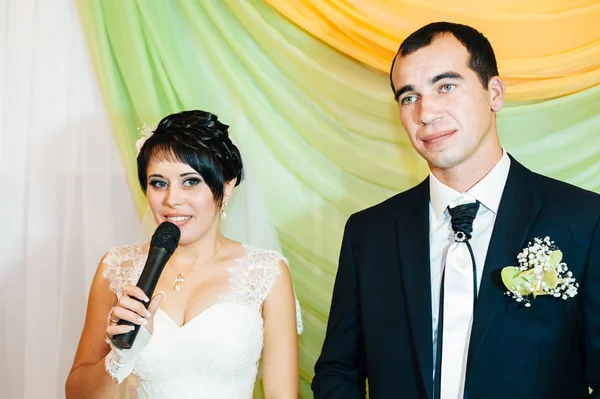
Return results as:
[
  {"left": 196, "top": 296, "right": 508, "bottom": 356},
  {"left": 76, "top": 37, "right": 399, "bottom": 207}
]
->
[{"left": 312, "top": 157, "right": 600, "bottom": 399}]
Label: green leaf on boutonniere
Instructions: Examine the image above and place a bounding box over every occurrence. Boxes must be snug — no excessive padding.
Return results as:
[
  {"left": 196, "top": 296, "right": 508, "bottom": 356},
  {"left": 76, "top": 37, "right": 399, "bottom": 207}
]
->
[
  {"left": 501, "top": 266, "right": 531, "bottom": 296},
  {"left": 549, "top": 250, "right": 562, "bottom": 269},
  {"left": 502, "top": 249, "right": 563, "bottom": 298}
]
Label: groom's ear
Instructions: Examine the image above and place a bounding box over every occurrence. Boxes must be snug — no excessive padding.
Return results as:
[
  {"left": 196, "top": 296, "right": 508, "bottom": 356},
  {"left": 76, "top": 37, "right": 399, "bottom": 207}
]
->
[{"left": 488, "top": 76, "right": 505, "bottom": 112}]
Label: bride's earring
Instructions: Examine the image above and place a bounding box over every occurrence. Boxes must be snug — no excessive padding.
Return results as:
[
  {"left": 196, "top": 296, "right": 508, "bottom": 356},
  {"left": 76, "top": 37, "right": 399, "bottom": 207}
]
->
[{"left": 221, "top": 200, "right": 228, "bottom": 219}]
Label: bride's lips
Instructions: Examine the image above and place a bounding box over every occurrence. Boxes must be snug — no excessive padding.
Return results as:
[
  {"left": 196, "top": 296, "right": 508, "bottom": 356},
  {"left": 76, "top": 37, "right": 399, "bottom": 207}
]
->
[
  {"left": 421, "top": 130, "right": 456, "bottom": 146},
  {"left": 163, "top": 215, "right": 192, "bottom": 227}
]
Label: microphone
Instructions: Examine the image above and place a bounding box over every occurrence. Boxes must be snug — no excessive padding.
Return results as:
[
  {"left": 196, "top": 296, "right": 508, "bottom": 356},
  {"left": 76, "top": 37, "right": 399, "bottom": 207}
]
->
[{"left": 111, "top": 221, "right": 181, "bottom": 349}]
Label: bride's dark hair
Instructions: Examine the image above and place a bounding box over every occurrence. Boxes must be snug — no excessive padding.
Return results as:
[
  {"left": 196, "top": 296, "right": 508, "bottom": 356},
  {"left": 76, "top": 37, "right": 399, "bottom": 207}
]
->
[{"left": 136, "top": 110, "right": 243, "bottom": 205}]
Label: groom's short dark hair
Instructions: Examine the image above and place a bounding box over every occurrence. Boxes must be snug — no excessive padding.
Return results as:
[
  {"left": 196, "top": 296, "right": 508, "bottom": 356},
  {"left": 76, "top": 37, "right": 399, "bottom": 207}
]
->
[{"left": 390, "top": 22, "right": 499, "bottom": 94}]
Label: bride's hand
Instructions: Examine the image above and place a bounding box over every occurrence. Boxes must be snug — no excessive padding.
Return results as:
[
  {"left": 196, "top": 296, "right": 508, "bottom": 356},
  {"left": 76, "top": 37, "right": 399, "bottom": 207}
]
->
[{"left": 106, "top": 286, "right": 164, "bottom": 339}]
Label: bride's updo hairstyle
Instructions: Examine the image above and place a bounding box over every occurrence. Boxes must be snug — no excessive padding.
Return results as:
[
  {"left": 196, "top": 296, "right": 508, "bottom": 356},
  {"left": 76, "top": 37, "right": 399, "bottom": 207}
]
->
[{"left": 137, "top": 110, "right": 243, "bottom": 205}]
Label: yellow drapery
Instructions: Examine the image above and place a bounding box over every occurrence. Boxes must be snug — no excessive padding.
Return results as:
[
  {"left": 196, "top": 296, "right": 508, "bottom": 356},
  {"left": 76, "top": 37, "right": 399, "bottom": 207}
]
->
[{"left": 265, "top": 0, "right": 600, "bottom": 101}]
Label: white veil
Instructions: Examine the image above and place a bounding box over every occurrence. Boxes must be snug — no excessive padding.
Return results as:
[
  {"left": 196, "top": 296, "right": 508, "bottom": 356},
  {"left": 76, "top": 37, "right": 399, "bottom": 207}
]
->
[{"left": 138, "top": 150, "right": 303, "bottom": 334}]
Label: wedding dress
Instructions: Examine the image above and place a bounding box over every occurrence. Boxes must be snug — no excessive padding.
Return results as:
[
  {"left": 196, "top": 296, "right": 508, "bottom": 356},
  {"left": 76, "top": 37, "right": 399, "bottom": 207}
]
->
[{"left": 102, "top": 242, "right": 299, "bottom": 399}]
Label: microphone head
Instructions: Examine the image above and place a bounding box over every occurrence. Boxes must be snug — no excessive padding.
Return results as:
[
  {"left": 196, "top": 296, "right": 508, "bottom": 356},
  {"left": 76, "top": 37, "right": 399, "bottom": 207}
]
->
[{"left": 150, "top": 222, "right": 181, "bottom": 255}]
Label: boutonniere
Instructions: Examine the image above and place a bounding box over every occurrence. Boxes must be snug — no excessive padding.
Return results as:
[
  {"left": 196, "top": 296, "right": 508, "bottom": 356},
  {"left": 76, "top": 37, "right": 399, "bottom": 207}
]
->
[{"left": 501, "top": 237, "right": 579, "bottom": 307}]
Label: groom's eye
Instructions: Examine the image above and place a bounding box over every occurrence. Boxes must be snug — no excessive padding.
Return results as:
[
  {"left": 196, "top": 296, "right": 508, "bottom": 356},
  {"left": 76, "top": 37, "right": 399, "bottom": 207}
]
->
[{"left": 401, "top": 95, "right": 417, "bottom": 105}]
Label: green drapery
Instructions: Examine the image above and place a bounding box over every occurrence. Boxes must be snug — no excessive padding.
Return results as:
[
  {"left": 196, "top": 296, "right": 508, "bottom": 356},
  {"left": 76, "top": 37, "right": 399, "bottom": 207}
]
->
[{"left": 76, "top": 1, "right": 600, "bottom": 396}]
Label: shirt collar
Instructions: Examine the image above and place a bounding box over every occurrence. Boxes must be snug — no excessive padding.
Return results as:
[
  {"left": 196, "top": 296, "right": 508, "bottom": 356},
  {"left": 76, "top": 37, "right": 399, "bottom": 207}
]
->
[{"left": 429, "top": 150, "right": 511, "bottom": 220}]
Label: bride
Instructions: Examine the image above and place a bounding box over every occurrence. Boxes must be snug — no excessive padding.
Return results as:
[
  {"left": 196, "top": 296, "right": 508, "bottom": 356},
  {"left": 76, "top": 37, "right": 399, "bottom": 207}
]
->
[{"left": 66, "top": 110, "right": 302, "bottom": 398}]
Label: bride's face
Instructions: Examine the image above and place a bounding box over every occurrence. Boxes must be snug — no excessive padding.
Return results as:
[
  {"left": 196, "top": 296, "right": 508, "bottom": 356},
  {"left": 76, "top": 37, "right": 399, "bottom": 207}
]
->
[{"left": 145, "top": 159, "right": 221, "bottom": 245}]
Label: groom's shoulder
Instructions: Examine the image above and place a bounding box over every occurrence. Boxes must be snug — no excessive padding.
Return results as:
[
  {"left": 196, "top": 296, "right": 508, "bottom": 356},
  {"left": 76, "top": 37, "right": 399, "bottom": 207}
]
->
[
  {"left": 347, "top": 179, "right": 427, "bottom": 230},
  {"left": 532, "top": 173, "right": 600, "bottom": 236},
  {"left": 510, "top": 156, "right": 599, "bottom": 207},
  {"left": 532, "top": 169, "right": 600, "bottom": 214},
  {"left": 514, "top": 156, "right": 600, "bottom": 236}
]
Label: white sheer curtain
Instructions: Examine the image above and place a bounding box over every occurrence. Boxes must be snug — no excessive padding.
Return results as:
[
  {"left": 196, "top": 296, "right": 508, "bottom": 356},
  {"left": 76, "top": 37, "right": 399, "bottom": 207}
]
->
[{"left": 0, "top": 0, "right": 141, "bottom": 398}]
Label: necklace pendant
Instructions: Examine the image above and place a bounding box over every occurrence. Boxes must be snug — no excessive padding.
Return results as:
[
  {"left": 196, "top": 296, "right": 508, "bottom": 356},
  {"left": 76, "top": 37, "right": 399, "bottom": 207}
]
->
[{"left": 174, "top": 274, "right": 184, "bottom": 292}]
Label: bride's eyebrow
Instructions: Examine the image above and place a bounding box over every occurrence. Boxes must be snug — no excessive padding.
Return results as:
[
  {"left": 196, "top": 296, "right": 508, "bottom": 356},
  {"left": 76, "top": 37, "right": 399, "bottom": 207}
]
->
[{"left": 147, "top": 173, "right": 200, "bottom": 179}]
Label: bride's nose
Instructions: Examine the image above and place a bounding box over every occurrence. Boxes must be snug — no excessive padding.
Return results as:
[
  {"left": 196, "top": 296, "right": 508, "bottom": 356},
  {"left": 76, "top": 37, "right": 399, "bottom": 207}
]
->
[{"left": 165, "top": 186, "right": 184, "bottom": 208}]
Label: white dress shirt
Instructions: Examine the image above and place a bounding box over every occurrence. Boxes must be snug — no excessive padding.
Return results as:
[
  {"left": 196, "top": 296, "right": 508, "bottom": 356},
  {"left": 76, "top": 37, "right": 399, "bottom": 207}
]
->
[{"left": 429, "top": 150, "right": 511, "bottom": 376}]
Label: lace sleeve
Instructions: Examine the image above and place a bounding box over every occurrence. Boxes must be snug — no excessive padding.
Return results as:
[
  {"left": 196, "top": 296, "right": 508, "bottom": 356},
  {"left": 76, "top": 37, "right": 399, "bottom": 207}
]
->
[
  {"left": 102, "top": 244, "right": 146, "bottom": 298},
  {"left": 227, "top": 246, "right": 303, "bottom": 334},
  {"left": 225, "top": 247, "right": 281, "bottom": 309}
]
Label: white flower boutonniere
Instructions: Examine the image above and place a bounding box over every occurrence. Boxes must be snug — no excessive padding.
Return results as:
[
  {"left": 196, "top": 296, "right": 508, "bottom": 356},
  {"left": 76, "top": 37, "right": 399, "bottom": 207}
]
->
[
  {"left": 501, "top": 237, "right": 579, "bottom": 307},
  {"left": 135, "top": 124, "right": 155, "bottom": 154}
]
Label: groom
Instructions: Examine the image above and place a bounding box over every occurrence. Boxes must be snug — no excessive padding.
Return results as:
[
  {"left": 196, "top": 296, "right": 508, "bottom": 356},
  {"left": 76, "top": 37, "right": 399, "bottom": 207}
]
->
[{"left": 312, "top": 22, "right": 600, "bottom": 399}]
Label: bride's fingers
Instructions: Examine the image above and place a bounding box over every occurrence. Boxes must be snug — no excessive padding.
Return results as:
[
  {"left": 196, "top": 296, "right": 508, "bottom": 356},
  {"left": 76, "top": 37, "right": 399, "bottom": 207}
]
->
[
  {"left": 121, "top": 285, "right": 150, "bottom": 303},
  {"left": 140, "top": 291, "right": 164, "bottom": 335},
  {"left": 146, "top": 291, "right": 164, "bottom": 319},
  {"left": 106, "top": 324, "right": 135, "bottom": 340},
  {"left": 118, "top": 294, "right": 152, "bottom": 319},
  {"left": 112, "top": 306, "right": 150, "bottom": 326}
]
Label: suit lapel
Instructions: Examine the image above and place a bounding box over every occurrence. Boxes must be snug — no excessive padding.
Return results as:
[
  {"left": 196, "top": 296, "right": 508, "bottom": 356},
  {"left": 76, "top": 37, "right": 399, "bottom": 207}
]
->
[
  {"left": 396, "top": 179, "right": 433, "bottom": 399},
  {"left": 467, "top": 158, "right": 542, "bottom": 367}
]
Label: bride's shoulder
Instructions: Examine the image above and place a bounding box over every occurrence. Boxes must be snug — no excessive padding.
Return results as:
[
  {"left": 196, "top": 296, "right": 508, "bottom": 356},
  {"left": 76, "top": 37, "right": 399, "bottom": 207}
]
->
[
  {"left": 100, "top": 243, "right": 147, "bottom": 295},
  {"left": 227, "top": 244, "right": 289, "bottom": 307},
  {"left": 102, "top": 243, "right": 147, "bottom": 267},
  {"left": 240, "top": 244, "right": 289, "bottom": 269}
]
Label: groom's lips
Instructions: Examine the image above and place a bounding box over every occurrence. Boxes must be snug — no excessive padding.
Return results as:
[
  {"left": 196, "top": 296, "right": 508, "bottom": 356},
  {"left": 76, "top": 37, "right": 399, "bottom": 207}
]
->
[{"left": 422, "top": 130, "right": 456, "bottom": 146}]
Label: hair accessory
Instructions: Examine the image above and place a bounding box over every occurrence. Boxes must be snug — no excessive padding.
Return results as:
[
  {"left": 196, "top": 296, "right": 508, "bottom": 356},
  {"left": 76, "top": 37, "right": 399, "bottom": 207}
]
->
[{"left": 135, "top": 124, "right": 156, "bottom": 154}]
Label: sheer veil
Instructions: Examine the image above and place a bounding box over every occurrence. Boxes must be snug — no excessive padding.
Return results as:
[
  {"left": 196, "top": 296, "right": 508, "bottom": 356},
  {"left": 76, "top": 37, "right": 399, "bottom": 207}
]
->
[{"left": 138, "top": 148, "right": 303, "bottom": 334}]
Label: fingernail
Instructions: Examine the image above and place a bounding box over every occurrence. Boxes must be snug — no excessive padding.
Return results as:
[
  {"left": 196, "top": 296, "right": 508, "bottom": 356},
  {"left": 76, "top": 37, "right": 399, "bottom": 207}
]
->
[
  {"left": 152, "top": 291, "right": 164, "bottom": 301},
  {"left": 145, "top": 311, "right": 152, "bottom": 318},
  {"left": 139, "top": 318, "right": 148, "bottom": 326},
  {"left": 143, "top": 296, "right": 150, "bottom": 303},
  {"left": 128, "top": 326, "right": 135, "bottom": 331}
]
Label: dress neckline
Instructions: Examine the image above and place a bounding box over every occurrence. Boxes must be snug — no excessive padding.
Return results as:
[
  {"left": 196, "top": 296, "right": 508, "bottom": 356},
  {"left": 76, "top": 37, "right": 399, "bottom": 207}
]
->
[{"left": 145, "top": 243, "right": 253, "bottom": 328}]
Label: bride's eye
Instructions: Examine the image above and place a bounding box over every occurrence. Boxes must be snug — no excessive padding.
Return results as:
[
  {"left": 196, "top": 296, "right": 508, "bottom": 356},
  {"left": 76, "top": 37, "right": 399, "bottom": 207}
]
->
[
  {"left": 183, "top": 178, "right": 201, "bottom": 187},
  {"left": 149, "top": 179, "right": 168, "bottom": 189}
]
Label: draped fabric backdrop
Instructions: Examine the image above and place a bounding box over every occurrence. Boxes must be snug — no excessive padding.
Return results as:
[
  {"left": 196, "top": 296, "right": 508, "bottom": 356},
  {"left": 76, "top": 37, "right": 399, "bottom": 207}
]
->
[
  {"left": 264, "top": 0, "right": 600, "bottom": 101},
  {"left": 75, "top": 1, "right": 600, "bottom": 396},
  {"left": 2, "top": 0, "right": 598, "bottom": 398},
  {"left": 0, "top": 0, "right": 140, "bottom": 397}
]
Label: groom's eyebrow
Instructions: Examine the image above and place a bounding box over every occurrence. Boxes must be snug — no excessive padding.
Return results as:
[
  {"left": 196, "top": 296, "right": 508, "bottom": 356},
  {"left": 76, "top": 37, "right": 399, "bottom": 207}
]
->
[
  {"left": 430, "top": 71, "right": 463, "bottom": 84},
  {"left": 394, "top": 84, "right": 414, "bottom": 100}
]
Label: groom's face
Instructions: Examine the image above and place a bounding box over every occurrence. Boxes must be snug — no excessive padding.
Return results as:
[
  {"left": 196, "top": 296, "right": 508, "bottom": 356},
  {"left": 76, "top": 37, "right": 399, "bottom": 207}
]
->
[{"left": 390, "top": 34, "right": 504, "bottom": 172}]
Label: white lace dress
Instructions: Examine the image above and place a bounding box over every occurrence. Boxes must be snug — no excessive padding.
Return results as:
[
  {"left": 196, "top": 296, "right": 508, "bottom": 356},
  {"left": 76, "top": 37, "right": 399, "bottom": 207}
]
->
[{"left": 102, "top": 243, "right": 301, "bottom": 399}]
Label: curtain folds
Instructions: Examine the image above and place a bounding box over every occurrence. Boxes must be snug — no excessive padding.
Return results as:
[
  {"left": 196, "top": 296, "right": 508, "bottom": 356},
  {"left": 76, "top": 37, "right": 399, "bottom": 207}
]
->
[
  {"left": 264, "top": 0, "right": 600, "bottom": 101},
  {"left": 0, "top": 0, "right": 141, "bottom": 397}
]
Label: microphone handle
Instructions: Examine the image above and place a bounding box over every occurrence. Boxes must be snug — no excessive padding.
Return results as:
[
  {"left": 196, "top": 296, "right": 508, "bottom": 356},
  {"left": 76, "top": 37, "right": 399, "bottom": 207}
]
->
[{"left": 111, "top": 247, "right": 173, "bottom": 349}]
